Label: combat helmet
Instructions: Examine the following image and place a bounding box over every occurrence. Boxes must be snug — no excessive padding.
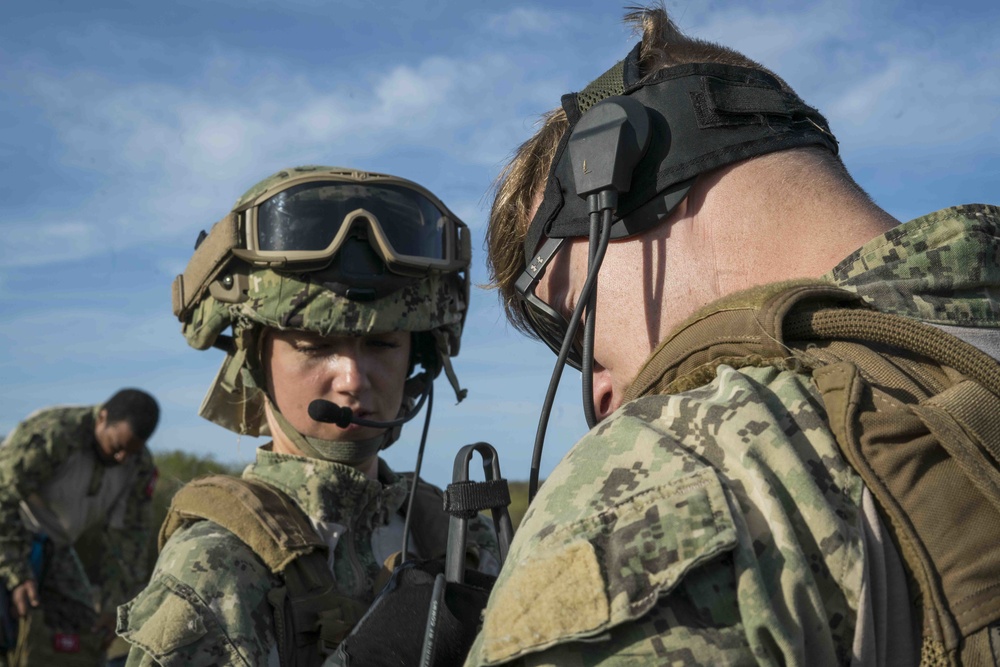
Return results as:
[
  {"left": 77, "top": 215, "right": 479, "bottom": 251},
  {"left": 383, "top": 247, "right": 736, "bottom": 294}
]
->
[{"left": 172, "top": 165, "right": 470, "bottom": 448}]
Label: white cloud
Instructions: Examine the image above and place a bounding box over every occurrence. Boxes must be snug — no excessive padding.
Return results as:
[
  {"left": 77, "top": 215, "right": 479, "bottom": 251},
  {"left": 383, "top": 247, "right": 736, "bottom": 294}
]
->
[
  {"left": 487, "top": 8, "right": 562, "bottom": 37},
  {"left": 826, "top": 53, "right": 1000, "bottom": 150},
  {"left": 0, "top": 307, "right": 182, "bottom": 361},
  {"left": 4, "top": 221, "right": 103, "bottom": 268},
  {"left": 3, "top": 48, "right": 545, "bottom": 269}
]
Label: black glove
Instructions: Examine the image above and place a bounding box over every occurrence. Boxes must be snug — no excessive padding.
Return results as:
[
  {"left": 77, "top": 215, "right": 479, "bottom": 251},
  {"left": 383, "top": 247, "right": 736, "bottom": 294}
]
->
[{"left": 329, "top": 559, "right": 495, "bottom": 667}]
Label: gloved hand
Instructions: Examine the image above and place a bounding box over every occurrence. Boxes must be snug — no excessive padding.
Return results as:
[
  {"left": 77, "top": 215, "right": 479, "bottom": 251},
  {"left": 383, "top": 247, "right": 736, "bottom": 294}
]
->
[{"left": 327, "top": 559, "right": 495, "bottom": 667}]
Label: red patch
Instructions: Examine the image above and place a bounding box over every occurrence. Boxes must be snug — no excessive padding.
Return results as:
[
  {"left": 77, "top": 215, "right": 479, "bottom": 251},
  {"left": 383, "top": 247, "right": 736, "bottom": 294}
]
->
[
  {"left": 53, "top": 633, "right": 80, "bottom": 652},
  {"left": 145, "top": 467, "right": 159, "bottom": 499}
]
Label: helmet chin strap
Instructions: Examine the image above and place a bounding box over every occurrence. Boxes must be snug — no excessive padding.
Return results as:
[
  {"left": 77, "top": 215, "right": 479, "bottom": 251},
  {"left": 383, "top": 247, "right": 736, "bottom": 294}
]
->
[{"left": 265, "top": 395, "right": 394, "bottom": 465}]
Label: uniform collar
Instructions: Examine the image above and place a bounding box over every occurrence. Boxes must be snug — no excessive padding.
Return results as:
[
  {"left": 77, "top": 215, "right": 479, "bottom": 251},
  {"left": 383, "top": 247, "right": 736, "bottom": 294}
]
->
[
  {"left": 244, "top": 446, "right": 409, "bottom": 529},
  {"left": 826, "top": 204, "right": 1000, "bottom": 327}
]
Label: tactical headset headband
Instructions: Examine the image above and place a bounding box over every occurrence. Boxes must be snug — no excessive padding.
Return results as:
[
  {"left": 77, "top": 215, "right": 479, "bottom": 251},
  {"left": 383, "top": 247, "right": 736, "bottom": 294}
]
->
[{"left": 524, "top": 42, "right": 839, "bottom": 261}]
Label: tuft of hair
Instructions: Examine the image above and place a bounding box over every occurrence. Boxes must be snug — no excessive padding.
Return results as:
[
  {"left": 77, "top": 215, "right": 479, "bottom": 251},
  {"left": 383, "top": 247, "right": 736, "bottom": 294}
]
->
[
  {"left": 485, "top": 108, "right": 568, "bottom": 336},
  {"left": 103, "top": 388, "right": 160, "bottom": 440},
  {"left": 622, "top": 3, "right": 792, "bottom": 90}
]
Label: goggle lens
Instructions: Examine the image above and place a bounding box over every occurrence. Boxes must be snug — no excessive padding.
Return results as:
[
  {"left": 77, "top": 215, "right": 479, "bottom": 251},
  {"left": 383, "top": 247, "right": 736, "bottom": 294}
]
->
[
  {"left": 519, "top": 292, "right": 584, "bottom": 371},
  {"left": 256, "top": 182, "right": 449, "bottom": 260}
]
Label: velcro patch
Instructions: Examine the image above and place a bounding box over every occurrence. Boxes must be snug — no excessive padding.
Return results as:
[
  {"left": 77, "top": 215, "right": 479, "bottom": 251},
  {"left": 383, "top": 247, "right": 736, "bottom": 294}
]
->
[
  {"left": 118, "top": 574, "right": 207, "bottom": 657},
  {"left": 483, "top": 540, "right": 608, "bottom": 662},
  {"left": 479, "top": 466, "right": 737, "bottom": 664}
]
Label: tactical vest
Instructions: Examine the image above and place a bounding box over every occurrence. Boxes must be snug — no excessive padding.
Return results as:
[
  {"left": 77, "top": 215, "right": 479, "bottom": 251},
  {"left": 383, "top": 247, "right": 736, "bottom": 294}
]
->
[
  {"left": 624, "top": 280, "right": 1000, "bottom": 667},
  {"left": 160, "top": 474, "right": 454, "bottom": 667}
]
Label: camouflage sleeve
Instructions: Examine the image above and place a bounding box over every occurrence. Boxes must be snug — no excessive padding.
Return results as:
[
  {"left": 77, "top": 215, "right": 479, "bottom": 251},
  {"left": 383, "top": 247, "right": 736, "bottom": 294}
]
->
[
  {"left": 465, "top": 365, "right": 868, "bottom": 666},
  {"left": 118, "top": 519, "right": 279, "bottom": 667},
  {"left": 466, "top": 513, "right": 501, "bottom": 577},
  {"left": 0, "top": 409, "right": 76, "bottom": 590},
  {"left": 493, "top": 557, "right": 752, "bottom": 666},
  {"left": 99, "top": 448, "right": 157, "bottom": 612}
]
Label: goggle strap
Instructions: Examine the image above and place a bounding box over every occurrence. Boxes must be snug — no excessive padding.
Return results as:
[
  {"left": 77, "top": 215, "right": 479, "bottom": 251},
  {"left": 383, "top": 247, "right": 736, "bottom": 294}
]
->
[
  {"left": 174, "top": 212, "right": 240, "bottom": 320},
  {"left": 220, "top": 346, "right": 246, "bottom": 393},
  {"left": 432, "top": 329, "right": 467, "bottom": 403}
]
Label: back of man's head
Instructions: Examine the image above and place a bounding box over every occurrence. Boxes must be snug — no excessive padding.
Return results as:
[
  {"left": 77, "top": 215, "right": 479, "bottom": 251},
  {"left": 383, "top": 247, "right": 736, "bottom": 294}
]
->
[
  {"left": 103, "top": 388, "right": 160, "bottom": 441},
  {"left": 487, "top": 4, "right": 872, "bottom": 335}
]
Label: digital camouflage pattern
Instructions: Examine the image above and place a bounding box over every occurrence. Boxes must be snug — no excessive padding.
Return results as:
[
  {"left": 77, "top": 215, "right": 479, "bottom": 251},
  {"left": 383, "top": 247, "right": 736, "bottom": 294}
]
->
[
  {"left": 0, "top": 404, "right": 155, "bottom": 658},
  {"left": 466, "top": 205, "right": 1000, "bottom": 666},
  {"left": 183, "top": 164, "right": 467, "bottom": 353},
  {"left": 182, "top": 260, "right": 467, "bottom": 352},
  {"left": 467, "top": 364, "right": 864, "bottom": 666},
  {"left": 188, "top": 257, "right": 468, "bottom": 436},
  {"left": 240, "top": 264, "right": 465, "bottom": 342},
  {"left": 119, "top": 448, "right": 500, "bottom": 667},
  {"left": 181, "top": 166, "right": 470, "bottom": 436},
  {"left": 828, "top": 204, "right": 1000, "bottom": 326}
]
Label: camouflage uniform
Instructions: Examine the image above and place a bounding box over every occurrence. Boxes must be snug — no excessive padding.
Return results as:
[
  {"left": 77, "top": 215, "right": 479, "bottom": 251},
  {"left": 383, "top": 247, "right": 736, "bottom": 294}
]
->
[
  {"left": 0, "top": 405, "right": 156, "bottom": 635},
  {"left": 466, "top": 204, "right": 1000, "bottom": 666},
  {"left": 126, "top": 165, "right": 493, "bottom": 666},
  {"left": 119, "top": 447, "right": 500, "bottom": 666}
]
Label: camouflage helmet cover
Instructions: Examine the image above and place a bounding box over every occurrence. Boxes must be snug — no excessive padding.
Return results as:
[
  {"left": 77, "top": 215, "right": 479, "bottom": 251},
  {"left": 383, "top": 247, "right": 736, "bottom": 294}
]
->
[{"left": 178, "top": 166, "right": 470, "bottom": 435}]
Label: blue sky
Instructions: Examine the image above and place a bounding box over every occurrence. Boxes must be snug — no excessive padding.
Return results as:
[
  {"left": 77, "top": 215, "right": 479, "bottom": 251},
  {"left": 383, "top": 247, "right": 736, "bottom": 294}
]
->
[{"left": 2, "top": 0, "right": 998, "bottom": 488}]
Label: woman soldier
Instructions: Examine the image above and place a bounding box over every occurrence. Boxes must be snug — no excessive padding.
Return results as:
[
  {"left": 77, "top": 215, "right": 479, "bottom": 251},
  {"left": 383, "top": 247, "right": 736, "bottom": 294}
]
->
[{"left": 117, "top": 166, "right": 500, "bottom": 666}]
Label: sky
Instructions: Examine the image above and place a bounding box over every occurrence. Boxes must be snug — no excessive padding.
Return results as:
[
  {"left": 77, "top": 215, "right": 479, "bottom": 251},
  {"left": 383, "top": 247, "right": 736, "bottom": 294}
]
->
[{"left": 2, "top": 0, "right": 998, "bottom": 489}]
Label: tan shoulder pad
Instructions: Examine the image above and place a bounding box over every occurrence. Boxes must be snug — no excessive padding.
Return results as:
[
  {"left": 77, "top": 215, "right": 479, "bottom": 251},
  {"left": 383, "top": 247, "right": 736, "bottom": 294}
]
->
[{"left": 159, "top": 475, "right": 325, "bottom": 573}]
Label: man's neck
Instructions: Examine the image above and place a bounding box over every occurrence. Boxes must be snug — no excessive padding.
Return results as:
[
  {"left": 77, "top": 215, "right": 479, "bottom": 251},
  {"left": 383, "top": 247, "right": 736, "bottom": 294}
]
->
[
  {"left": 688, "top": 154, "right": 899, "bottom": 291},
  {"left": 638, "top": 151, "right": 900, "bottom": 344}
]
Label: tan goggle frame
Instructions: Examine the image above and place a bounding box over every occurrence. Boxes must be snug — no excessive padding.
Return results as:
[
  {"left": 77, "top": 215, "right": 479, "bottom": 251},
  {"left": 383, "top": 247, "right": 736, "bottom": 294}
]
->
[
  {"left": 233, "top": 174, "right": 472, "bottom": 275},
  {"left": 172, "top": 169, "right": 470, "bottom": 322}
]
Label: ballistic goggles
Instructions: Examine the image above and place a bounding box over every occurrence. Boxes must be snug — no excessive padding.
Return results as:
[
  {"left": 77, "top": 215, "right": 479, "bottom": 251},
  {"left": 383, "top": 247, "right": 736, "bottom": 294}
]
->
[
  {"left": 172, "top": 170, "right": 470, "bottom": 321},
  {"left": 231, "top": 174, "right": 469, "bottom": 275},
  {"left": 515, "top": 236, "right": 584, "bottom": 370}
]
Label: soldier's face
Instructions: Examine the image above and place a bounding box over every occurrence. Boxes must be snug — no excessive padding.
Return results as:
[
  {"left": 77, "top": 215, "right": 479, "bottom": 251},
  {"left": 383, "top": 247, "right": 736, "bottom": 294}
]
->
[
  {"left": 264, "top": 328, "right": 411, "bottom": 446},
  {"left": 94, "top": 411, "right": 145, "bottom": 465}
]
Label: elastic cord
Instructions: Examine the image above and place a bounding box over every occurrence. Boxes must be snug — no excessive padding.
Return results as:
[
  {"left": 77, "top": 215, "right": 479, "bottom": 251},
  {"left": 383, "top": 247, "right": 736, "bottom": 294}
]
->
[
  {"left": 581, "top": 204, "right": 605, "bottom": 429},
  {"left": 401, "top": 382, "right": 434, "bottom": 556},
  {"left": 529, "top": 216, "right": 614, "bottom": 502}
]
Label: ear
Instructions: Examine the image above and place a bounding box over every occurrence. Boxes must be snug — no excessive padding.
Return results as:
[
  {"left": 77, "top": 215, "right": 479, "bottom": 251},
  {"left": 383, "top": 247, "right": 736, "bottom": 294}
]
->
[{"left": 96, "top": 409, "right": 109, "bottom": 429}]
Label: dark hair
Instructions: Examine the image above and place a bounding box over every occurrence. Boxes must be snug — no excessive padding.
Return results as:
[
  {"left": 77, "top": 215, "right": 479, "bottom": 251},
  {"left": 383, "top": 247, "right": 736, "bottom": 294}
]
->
[{"left": 103, "top": 388, "right": 160, "bottom": 440}]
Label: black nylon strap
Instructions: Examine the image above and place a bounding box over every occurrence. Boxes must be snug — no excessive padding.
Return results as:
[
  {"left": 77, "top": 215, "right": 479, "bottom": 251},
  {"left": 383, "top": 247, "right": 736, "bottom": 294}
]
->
[
  {"left": 523, "top": 60, "right": 839, "bottom": 251},
  {"left": 443, "top": 480, "right": 511, "bottom": 519},
  {"left": 704, "top": 76, "right": 792, "bottom": 116}
]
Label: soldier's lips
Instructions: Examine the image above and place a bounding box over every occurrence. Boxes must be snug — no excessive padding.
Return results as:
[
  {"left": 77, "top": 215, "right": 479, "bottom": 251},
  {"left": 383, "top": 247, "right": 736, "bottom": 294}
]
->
[{"left": 341, "top": 410, "right": 377, "bottom": 431}]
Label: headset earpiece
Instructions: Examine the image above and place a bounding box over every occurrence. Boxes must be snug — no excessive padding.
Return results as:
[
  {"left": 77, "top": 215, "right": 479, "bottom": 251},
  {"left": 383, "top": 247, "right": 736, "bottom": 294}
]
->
[{"left": 569, "top": 95, "right": 652, "bottom": 200}]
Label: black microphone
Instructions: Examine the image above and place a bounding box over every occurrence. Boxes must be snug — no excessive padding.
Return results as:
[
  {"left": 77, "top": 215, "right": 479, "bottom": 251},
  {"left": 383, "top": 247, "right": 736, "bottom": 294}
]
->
[
  {"left": 307, "top": 400, "right": 355, "bottom": 428},
  {"left": 308, "top": 377, "right": 432, "bottom": 430},
  {"left": 308, "top": 399, "right": 419, "bottom": 428}
]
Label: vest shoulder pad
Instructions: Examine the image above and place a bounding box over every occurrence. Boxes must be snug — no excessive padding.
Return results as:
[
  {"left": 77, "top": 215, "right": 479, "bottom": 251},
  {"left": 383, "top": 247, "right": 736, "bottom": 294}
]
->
[{"left": 160, "top": 474, "right": 325, "bottom": 574}]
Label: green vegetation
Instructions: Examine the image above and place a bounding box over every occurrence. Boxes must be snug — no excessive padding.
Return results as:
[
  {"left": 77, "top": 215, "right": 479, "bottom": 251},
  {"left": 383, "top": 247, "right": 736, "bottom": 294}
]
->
[
  {"left": 506, "top": 480, "right": 530, "bottom": 531},
  {"left": 145, "top": 450, "right": 243, "bottom": 571}
]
